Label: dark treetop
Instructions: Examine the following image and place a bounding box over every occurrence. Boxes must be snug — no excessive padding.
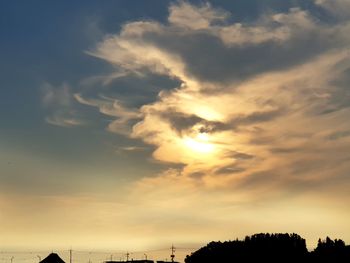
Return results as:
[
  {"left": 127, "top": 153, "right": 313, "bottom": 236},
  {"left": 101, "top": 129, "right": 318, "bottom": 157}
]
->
[{"left": 185, "top": 233, "right": 350, "bottom": 263}]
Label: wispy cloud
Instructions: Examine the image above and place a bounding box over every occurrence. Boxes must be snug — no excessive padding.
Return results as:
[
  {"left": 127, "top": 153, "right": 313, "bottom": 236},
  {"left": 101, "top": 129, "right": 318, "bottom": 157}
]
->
[
  {"left": 74, "top": 93, "right": 142, "bottom": 135},
  {"left": 168, "top": 1, "right": 229, "bottom": 30},
  {"left": 41, "top": 82, "right": 85, "bottom": 127},
  {"left": 71, "top": 1, "right": 350, "bottom": 197},
  {"left": 315, "top": 0, "right": 350, "bottom": 18}
]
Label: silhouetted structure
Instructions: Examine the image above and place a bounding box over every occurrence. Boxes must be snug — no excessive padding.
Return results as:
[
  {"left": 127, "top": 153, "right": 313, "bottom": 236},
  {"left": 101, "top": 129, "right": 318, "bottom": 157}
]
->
[
  {"left": 105, "top": 260, "right": 154, "bottom": 263},
  {"left": 39, "top": 253, "right": 65, "bottom": 263},
  {"left": 185, "top": 233, "right": 350, "bottom": 263},
  {"left": 105, "top": 260, "right": 178, "bottom": 263}
]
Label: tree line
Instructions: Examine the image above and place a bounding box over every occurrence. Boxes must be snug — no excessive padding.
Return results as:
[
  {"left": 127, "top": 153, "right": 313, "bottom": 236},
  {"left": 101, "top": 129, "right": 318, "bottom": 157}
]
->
[{"left": 185, "top": 233, "right": 350, "bottom": 263}]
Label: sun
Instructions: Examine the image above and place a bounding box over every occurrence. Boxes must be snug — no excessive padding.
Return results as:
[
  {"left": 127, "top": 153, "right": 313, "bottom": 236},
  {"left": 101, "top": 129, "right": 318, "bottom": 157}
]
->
[{"left": 183, "top": 133, "right": 215, "bottom": 154}]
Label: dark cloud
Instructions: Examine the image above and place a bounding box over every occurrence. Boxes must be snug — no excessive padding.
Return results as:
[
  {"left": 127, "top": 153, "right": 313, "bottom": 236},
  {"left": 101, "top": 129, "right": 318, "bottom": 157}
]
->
[
  {"left": 139, "top": 15, "right": 341, "bottom": 87},
  {"left": 225, "top": 150, "right": 255, "bottom": 160},
  {"left": 327, "top": 130, "right": 350, "bottom": 140},
  {"left": 159, "top": 107, "right": 285, "bottom": 136},
  {"left": 159, "top": 110, "right": 204, "bottom": 132},
  {"left": 215, "top": 166, "right": 246, "bottom": 174},
  {"left": 325, "top": 67, "right": 350, "bottom": 112},
  {"left": 91, "top": 70, "right": 181, "bottom": 108},
  {"left": 269, "top": 147, "right": 303, "bottom": 154},
  {"left": 230, "top": 108, "right": 286, "bottom": 126},
  {"left": 188, "top": 171, "right": 206, "bottom": 179},
  {"left": 234, "top": 170, "right": 281, "bottom": 190},
  {"left": 158, "top": 109, "right": 232, "bottom": 134}
]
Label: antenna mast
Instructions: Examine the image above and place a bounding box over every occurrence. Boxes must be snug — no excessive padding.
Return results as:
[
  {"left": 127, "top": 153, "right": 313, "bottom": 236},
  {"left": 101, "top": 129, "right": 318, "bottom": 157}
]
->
[{"left": 170, "top": 245, "right": 175, "bottom": 262}]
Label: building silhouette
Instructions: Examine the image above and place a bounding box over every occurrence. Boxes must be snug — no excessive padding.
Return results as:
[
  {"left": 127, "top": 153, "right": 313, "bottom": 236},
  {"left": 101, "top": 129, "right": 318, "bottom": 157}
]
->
[
  {"left": 105, "top": 261, "right": 154, "bottom": 263},
  {"left": 39, "top": 253, "right": 66, "bottom": 263}
]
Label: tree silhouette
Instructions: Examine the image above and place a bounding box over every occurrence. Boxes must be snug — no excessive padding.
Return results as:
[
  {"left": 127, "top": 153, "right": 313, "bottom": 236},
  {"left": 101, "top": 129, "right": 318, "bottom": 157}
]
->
[
  {"left": 311, "top": 237, "right": 350, "bottom": 262},
  {"left": 185, "top": 233, "right": 350, "bottom": 263}
]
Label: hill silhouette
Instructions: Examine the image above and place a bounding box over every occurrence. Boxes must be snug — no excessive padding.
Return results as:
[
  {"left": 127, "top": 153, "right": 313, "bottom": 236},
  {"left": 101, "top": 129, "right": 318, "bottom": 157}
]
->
[{"left": 185, "top": 233, "right": 350, "bottom": 263}]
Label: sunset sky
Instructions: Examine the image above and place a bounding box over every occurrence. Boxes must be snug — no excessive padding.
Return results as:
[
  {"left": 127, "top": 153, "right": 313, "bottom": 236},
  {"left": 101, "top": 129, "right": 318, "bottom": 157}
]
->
[{"left": 1, "top": 0, "right": 350, "bottom": 260}]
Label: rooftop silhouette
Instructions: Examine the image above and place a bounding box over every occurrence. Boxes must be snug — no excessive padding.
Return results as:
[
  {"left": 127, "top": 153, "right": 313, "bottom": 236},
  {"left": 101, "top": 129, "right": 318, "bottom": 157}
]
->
[{"left": 39, "top": 253, "right": 66, "bottom": 263}]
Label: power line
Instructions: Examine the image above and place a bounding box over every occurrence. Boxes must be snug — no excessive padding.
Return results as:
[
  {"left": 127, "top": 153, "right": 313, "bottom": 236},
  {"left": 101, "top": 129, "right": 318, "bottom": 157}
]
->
[{"left": 0, "top": 246, "right": 199, "bottom": 263}]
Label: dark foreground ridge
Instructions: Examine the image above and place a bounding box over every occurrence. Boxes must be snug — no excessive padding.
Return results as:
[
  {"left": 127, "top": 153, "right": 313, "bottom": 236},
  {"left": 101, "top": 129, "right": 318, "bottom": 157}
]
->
[{"left": 185, "top": 233, "right": 350, "bottom": 263}]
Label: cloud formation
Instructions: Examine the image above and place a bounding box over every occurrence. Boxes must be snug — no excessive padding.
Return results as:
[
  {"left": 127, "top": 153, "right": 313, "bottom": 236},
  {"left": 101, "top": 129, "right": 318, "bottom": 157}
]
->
[
  {"left": 34, "top": 2, "right": 350, "bottom": 245},
  {"left": 4, "top": 1, "right": 349, "bottom": 251},
  {"left": 74, "top": 93, "right": 141, "bottom": 135},
  {"left": 41, "top": 82, "right": 85, "bottom": 127},
  {"left": 315, "top": 0, "right": 350, "bottom": 18},
  {"left": 74, "top": 1, "right": 350, "bottom": 196}
]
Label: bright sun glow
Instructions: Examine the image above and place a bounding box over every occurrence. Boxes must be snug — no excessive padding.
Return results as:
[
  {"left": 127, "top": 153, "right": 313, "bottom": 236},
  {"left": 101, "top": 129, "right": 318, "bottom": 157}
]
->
[{"left": 183, "top": 133, "right": 215, "bottom": 154}]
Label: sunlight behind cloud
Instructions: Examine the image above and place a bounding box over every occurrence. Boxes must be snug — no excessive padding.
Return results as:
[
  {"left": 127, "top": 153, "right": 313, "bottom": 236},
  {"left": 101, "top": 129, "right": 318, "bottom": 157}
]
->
[
  {"left": 183, "top": 133, "right": 215, "bottom": 155},
  {"left": 4, "top": 0, "right": 350, "bottom": 257},
  {"left": 81, "top": 0, "right": 350, "bottom": 191},
  {"left": 61, "top": 0, "right": 350, "bottom": 247}
]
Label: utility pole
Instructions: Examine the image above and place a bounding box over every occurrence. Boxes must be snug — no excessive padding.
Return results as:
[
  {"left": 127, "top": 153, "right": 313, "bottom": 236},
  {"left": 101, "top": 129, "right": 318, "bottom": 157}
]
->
[
  {"left": 69, "top": 249, "right": 72, "bottom": 263},
  {"left": 144, "top": 254, "right": 147, "bottom": 261},
  {"left": 170, "top": 244, "right": 175, "bottom": 263},
  {"left": 126, "top": 252, "right": 129, "bottom": 262},
  {"left": 110, "top": 254, "right": 113, "bottom": 261}
]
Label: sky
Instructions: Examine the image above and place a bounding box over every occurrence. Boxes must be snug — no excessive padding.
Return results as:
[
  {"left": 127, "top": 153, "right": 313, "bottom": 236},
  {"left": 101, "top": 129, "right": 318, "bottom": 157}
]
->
[{"left": 1, "top": 0, "right": 350, "bottom": 261}]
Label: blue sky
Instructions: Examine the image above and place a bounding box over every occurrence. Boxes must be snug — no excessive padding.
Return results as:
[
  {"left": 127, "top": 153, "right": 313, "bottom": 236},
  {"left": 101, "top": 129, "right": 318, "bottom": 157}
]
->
[
  {"left": 1, "top": 1, "right": 350, "bottom": 262},
  {"left": 0, "top": 1, "right": 172, "bottom": 190},
  {"left": 1, "top": 0, "right": 315, "bottom": 195},
  {"left": 0, "top": 0, "right": 324, "bottom": 180}
]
